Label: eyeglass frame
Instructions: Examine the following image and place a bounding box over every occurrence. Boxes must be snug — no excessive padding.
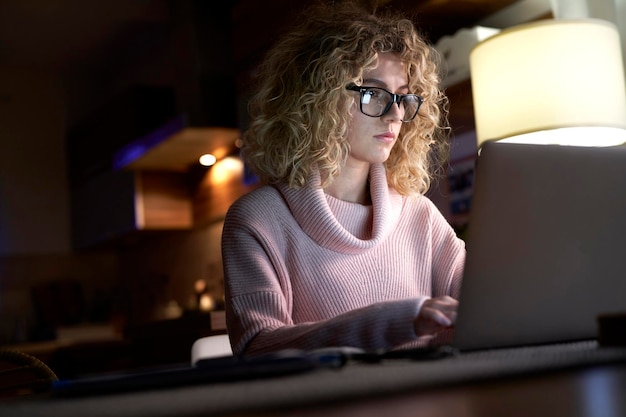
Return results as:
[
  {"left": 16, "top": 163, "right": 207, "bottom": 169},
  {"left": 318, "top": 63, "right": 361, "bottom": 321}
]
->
[{"left": 346, "top": 84, "right": 423, "bottom": 122}]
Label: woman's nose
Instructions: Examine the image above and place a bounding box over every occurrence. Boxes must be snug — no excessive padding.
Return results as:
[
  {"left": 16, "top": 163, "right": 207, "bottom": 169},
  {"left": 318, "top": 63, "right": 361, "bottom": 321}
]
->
[{"left": 381, "top": 102, "right": 403, "bottom": 123}]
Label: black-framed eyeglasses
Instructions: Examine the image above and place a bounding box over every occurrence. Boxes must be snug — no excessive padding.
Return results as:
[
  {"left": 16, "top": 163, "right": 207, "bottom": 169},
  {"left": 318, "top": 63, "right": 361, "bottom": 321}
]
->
[{"left": 346, "top": 85, "right": 423, "bottom": 122}]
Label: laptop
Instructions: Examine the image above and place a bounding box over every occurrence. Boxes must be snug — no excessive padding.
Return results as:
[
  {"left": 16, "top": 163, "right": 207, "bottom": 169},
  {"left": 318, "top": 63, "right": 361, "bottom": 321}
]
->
[{"left": 452, "top": 141, "right": 626, "bottom": 352}]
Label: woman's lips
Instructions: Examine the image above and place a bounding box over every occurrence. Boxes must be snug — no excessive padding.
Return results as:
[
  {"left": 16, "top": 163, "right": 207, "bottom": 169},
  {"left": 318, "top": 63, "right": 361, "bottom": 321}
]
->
[{"left": 375, "top": 131, "right": 396, "bottom": 143}]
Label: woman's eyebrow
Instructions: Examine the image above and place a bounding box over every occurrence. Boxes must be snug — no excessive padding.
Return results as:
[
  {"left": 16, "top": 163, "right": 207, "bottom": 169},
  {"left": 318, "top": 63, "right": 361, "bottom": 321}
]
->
[
  {"left": 361, "top": 78, "right": 385, "bottom": 86},
  {"left": 361, "top": 78, "right": 411, "bottom": 93}
]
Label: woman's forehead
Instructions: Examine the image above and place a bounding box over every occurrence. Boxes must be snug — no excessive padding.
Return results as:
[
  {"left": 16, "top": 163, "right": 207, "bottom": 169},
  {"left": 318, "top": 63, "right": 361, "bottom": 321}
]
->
[{"left": 362, "top": 53, "right": 408, "bottom": 85}]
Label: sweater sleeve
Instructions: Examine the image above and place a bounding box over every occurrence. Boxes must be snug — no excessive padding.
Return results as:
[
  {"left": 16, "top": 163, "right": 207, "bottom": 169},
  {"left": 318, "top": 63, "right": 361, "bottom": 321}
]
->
[
  {"left": 426, "top": 199, "right": 466, "bottom": 300},
  {"left": 230, "top": 291, "right": 428, "bottom": 356},
  {"left": 222, "top": 197, "right": 429, "bottom": 356}
]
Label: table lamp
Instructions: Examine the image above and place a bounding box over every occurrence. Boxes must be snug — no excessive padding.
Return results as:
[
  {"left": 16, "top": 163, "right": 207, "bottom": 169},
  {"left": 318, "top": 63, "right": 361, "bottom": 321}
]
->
[{"left": 470, "top": 18, "right": 626, "bottom": 148}]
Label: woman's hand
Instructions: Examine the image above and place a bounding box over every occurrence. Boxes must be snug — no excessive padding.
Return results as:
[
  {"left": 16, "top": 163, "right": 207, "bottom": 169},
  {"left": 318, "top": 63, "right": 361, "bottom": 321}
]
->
[{"left": 414, "top": 296, "right": 458, "bottom": 336}]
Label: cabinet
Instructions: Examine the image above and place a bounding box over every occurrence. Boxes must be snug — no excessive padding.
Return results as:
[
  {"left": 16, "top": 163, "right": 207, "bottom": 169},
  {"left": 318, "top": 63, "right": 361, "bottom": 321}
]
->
[
  {"left": 67, "top": 86, "right": 246, "bottom": 249},
  {"left": 70, "top": 169, "right": 193, "bottom": 249}
]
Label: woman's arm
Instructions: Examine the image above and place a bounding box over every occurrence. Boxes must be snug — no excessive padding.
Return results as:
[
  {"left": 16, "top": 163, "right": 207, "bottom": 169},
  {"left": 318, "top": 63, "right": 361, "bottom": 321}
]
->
[{"left": 223, "top": 217, "right": 428, "bottom": 355}]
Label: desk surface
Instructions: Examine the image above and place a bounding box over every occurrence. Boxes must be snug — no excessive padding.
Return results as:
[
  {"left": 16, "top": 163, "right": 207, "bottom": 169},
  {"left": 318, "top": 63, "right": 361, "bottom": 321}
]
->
[{"left": 2, "top": 341, "right": 626, "bottom": 417}]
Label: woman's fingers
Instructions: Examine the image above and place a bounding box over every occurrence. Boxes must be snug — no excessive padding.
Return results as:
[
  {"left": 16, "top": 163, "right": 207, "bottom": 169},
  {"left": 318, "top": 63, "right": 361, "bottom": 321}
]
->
[{"left": 414, "top": 296, "right": 459, "bottom": 336}]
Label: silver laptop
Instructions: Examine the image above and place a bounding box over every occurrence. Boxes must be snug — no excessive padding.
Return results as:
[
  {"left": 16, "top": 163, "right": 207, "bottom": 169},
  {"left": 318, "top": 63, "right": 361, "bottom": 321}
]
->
[{"left": 453, "top": 141, "right": 626, "bottom": 351}]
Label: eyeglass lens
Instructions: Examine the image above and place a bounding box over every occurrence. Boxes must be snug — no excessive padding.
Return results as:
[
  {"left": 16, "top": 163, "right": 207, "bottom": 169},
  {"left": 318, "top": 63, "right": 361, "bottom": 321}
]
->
[{"left": 360, "top": 87, "right": 421, "bottom": 122}]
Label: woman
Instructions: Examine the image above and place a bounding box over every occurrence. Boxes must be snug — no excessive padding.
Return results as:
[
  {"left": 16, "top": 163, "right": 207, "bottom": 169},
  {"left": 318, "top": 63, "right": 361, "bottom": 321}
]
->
[{"left": 222, "top": 1, "right": 466, "bottom": 355}]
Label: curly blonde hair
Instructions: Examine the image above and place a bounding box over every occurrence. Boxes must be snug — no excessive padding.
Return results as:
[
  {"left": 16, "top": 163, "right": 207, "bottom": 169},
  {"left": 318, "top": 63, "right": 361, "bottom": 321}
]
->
[{"left": 242, "top": 1, "right": 450, "bottom": 196}]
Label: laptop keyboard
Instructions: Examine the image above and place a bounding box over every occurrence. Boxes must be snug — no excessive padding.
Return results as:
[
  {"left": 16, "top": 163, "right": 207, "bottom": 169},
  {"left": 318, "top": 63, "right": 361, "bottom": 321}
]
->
[
  {"left": 456, "top": 340, "right": 624, "bottom": 368},
  {"left": 339, "top": 340, "right": 626, "bottom": 387}
]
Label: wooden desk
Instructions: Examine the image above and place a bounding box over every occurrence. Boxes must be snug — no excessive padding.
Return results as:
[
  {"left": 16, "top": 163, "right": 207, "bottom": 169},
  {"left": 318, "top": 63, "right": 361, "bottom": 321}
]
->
[
  {"left": 1, "top": 342, "right": 625, "bottom": 417},
  {"left": 260, "top": 364, "right": 626, "bottom": 417}
]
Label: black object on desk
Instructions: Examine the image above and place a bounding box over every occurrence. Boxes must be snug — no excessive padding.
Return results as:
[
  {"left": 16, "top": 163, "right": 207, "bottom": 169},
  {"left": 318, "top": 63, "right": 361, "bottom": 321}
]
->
[
  {"left": 598, "top": 312, "right": 626, "bottom": 346},
  {"left": 50, "top": 349, "right": 346, "bottom": 397}
]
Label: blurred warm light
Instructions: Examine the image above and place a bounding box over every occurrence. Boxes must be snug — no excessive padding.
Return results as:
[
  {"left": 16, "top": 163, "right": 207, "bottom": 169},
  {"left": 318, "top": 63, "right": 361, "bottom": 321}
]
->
[
  {"left": 199, "top": 154, "right": 217, "bottom": 167},
  {"left": 163, "top": 300, "right": 183, "bottom": 319},
  {"left": 199, "top": 294, "right": 215, "bottom": 311},
  {"left": 498, "top": 127, "right": 626, "bottom": 147},
  {"left": 213, "top": 146, "right": 232, "bottom": 160},
  {"left": 208, "top": 156, "right": 244, "bottom": 184},
  {"left": 194, "top": 279, "right": 207, "bottom": 294}
]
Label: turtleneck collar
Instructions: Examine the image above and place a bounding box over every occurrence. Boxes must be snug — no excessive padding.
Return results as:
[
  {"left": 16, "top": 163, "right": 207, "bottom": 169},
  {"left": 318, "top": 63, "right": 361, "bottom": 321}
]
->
[{"left": 276, "top": 163, "right": 403, "bottom": 254}]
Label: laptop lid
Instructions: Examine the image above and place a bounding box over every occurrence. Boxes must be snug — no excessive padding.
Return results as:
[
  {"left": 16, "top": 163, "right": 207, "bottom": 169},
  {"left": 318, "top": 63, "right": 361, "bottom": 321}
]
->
[{"left": 453, "top": 141, "right": 626, "bottom": 351}]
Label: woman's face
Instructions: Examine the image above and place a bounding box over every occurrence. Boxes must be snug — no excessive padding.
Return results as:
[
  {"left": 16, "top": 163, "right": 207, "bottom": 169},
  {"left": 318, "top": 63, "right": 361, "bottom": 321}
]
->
[{"left": 346, "top": 52, "right": 407, "bottom": 169}]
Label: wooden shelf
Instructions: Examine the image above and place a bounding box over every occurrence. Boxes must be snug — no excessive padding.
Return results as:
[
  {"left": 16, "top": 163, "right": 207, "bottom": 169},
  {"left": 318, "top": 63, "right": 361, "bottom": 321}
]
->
[{"left": 113, "top": 116, "right": 241, "bottom": 172}]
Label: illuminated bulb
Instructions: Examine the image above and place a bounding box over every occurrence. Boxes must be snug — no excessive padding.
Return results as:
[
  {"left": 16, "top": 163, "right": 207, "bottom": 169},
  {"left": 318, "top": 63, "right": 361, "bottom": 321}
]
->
[
  {"left": 199, "top": 294, "right": 215, "bottom": 311},
  {"left": 199, "top": 154, "right": 217, "bottom": 167},
  {"left": 194, "top": 279, "right": 207, "bottom": 294}
]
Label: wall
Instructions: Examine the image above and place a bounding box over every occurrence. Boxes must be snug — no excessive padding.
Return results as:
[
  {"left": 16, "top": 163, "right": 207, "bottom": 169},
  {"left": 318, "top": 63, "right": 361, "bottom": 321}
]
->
[
  {"left": 0, "top": 67, "right": 122, "bottom": 342},
  {"left": 114, "top": 221, "right": 226, "bottom": 325},
  {"left": 0, "top": 68, "right": 70, "bottom": 254}
]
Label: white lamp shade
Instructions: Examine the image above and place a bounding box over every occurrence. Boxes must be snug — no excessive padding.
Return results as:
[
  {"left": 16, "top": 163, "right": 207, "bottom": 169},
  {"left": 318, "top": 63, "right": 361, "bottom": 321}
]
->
[{"left": 470, "top": 19, "right": 626, "bottom": 148}]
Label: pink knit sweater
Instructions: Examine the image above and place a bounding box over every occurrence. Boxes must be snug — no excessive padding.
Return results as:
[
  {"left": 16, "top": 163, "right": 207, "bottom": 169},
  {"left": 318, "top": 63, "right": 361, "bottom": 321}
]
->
[{"left": 222, "top": 163, "right": 466, "bottom": 355}]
